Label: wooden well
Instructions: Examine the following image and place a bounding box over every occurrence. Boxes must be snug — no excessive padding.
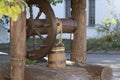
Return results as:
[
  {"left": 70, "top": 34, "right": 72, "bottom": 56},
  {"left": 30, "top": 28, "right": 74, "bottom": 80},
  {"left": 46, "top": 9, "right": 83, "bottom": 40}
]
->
[{"left": 48, "top": 45, "right": 66, "bottom": 69}]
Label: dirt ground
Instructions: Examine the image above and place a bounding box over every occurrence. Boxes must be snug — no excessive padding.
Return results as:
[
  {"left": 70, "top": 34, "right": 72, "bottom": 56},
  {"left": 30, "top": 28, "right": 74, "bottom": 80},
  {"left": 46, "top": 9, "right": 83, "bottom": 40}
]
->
[{"left": 0, "top": 49, "right": 120, "bottom": 80}]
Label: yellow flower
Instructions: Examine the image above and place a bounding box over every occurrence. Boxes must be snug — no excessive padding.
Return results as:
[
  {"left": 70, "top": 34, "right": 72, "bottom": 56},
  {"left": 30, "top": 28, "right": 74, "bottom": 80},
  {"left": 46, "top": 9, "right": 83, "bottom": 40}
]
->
[
  {"left": 8, "top": 0, "right": 14, "bottom": 2},
  {"left": 103, "top": 18, "right": 110, "bottom": 24},
  {"left": 111, "top": 18, "right": 117, "bottom": 24}
]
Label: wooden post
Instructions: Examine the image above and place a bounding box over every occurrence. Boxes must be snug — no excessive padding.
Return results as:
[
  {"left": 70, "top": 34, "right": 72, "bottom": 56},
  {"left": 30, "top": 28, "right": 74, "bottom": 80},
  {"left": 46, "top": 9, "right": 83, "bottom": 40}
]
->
[
  {"left": 70, "top": 0, "right": 86, "bottom": 63},
  {"left": 10, "top": 12, "right": 26, "bottom": 80}
]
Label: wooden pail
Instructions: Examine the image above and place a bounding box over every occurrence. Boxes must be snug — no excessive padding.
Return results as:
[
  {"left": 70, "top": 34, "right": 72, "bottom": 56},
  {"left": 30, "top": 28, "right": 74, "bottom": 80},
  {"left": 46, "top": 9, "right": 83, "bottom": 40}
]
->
[{"left": 48, "top": 45, "right": 66, "bottom": 69}]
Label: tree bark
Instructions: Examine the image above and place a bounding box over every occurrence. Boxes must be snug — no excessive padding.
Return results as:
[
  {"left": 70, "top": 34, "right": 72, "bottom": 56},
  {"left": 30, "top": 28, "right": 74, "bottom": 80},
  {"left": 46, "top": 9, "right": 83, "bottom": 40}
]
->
[
  {"left": 10, "top": 12, "right": 26, "bottom": 80},
  {"left": 70, "top": 0, "right": 86, "bottom": 63}
]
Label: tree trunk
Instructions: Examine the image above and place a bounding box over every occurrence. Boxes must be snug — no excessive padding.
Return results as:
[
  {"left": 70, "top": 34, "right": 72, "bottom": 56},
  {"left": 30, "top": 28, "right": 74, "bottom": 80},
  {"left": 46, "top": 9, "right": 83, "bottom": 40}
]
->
[
  {"left": 70, "top": 0, "right": 86, "bottom": 63},
  {"left": 10, "top": 12, "right": 26, "bottom": 80}
]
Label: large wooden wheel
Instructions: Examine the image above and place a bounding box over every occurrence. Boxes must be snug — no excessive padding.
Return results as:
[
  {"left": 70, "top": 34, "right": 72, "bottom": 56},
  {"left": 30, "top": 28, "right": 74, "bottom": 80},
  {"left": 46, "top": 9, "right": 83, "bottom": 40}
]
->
[{"left": 26, "top": 0, "right": 57, "bottom": 60}]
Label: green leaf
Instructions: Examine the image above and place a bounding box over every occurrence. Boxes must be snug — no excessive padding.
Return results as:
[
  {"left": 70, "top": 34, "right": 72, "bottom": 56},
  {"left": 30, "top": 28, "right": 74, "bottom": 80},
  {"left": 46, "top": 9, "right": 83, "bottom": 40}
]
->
[
  {"left": 0, "top": 14, "right": 2, "bottom": 18},
  {"left": 47, "top": 0, "right": 63, "bottom": 5},
  {"left": 0, "top": 1, "right": 5, "bottom": 8}
]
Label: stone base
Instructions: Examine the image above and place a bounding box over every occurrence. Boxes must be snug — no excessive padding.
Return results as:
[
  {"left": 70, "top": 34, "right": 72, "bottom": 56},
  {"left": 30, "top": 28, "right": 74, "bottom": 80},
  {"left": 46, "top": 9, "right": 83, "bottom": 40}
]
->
[{"left": 0, "top": 63, "right": 113, "bottom": 80}]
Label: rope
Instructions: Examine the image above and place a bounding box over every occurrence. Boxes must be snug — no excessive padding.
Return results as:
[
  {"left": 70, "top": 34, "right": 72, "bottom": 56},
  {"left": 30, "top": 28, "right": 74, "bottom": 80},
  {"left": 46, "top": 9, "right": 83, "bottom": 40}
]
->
[{"left": 56, "top": 18, "right": 63, "bottom": 46}]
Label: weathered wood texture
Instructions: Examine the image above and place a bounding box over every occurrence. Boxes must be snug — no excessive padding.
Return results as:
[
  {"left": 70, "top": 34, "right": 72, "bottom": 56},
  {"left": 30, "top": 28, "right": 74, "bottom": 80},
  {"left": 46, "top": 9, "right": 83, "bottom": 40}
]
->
[
  {"left": 0, "top": 63, "right": 113, "bottom": 80},
  {"left": 10, "top": 12, "right": 26, "bottom": 80},
  {"left": 70, "top": 0, "right": 87, "bottom": 63},
  {"left": 77, "top": 63, "right": 113, "bottom": 80},
  {"left": 27, "top": 19, "right": 77, "bottom": 34},
  {"left": 26, "top": 0, "right": 57, "bottom": 60},
  {"left": 48, "top": 46, "right": 66, "bottom": 69}
]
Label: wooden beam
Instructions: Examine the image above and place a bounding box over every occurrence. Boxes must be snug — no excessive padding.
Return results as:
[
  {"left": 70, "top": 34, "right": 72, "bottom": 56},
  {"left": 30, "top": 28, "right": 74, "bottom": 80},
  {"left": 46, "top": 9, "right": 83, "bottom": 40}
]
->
[
  {"left": 70, "top": 0, "right": 86, "bottom": 63},
  {"left": 10, "top": 12, "right": 26, "bottom": 80},
  {"left": 26, "top": 19, "right": 77, "bottom": 34}
]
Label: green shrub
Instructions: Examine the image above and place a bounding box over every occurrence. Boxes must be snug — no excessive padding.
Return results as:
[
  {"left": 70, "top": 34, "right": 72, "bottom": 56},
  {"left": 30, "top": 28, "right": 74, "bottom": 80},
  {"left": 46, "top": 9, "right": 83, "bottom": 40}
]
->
[
  {"left": 26, "top": 59, "right": 36, "bottom": 65},
  {"left": 87, "top": 37, "right": 120, "bottom": 51}
]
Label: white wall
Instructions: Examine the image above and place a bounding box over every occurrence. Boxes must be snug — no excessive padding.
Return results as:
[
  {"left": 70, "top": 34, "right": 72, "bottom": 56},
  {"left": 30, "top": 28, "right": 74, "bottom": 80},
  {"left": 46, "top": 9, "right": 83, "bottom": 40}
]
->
[
  {"left": 0, "top": 23, "right": 9, "bottom": 43},
  {"left": 114, "top": 0, "right": 120, "bottom": 17},
  {"left": 1, "top": 0, "right": 120, "bottom": 43},
  {"left": 86, "top": 0, "right": 115, "bottom": 25},
  {"left": 51, "top": 0, "right": 65, "bottom": 18},
  {"left": 86, "top": 0, "right": 120, "bottom": 38},
  {"left": 96, "top": 0, "right": 108, "bottom": 24},
  {"left": 26, "top": 0, "right": 66, "bottom": 19},
  {"left": 86, "top": 0, "right": 111, "bottom": 38},
  {"left": 86, "top": 0, "right": 89, "bottom": 26}
]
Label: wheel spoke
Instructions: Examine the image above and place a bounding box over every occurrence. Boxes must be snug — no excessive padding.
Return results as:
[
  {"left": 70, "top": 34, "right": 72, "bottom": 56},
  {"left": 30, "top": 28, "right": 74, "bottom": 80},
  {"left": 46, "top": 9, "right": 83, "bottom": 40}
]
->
[
  {"left": 40, "top": 44, "right": 47, "bottom": 48},
  {"left": 35, "top": 10, "right": 43, "bottom": 19},
  {"left": 43, "top": 23, "right": 50, "bottom": 27},
  {"left": 33, "top": 34, "right": 37, "bottom": 50},
  {"left": 36, "top": 30, "right": 45, "bottom": 41},
  {"left": 26, "top": 0, "right": 57, "bottom": 59},
  {"left": 29, "top": 5, "right": 33, "bottom": 19}
]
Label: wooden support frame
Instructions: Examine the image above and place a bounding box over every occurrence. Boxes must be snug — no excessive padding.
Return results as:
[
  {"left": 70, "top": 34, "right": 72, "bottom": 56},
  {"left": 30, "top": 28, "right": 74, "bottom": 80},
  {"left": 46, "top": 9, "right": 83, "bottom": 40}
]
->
[
  {"left": 10, "top": 12, "right": 26, "bottom": 80},
  {"left": 70, "top": 0, "right": 86, "bottom": 63},
  {"left": 9, "top": 0, "right": 86, "bottom": 79}
]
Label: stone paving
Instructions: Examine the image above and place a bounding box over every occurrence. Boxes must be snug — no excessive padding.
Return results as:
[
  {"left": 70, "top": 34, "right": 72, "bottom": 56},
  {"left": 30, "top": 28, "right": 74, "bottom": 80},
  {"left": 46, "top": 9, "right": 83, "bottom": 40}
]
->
[
  {"left": 86, "top": 54, "right": 120, "bottom": 80},
  {"left": 0, "top": 49, "right": 120, "bottom": 80}
]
